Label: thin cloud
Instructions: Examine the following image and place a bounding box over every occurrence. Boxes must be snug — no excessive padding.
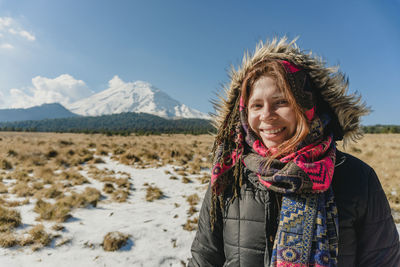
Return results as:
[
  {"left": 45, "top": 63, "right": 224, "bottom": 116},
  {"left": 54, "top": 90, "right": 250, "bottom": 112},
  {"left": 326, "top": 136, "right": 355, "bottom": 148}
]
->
[
  {"left": 0, "top": 16, "right": 36, "bottom": 47},
  {"left": 8, "top": 74, "right": 94, "bottom": 109},
  {"left": 8, "top": 28, "right": 17, "bottom": 34},
  {"left": 19, "top": 30, "right": 35, "bottom": 41},
  {"left": 0, "top": 17, "right": 12, "bottom": 29},
  {"left": 8, "top": 27, "right": 35, "bottom": 41},
  {"left": 0, "top": 43, "right": 14, "bottom": 49}
]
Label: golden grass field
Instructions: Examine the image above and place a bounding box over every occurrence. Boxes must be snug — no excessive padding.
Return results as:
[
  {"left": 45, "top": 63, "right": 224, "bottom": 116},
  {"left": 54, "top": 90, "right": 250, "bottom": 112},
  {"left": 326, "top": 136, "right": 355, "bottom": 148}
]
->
[{"left": 0, "top": 132, "right": 399, "bottom": 250}]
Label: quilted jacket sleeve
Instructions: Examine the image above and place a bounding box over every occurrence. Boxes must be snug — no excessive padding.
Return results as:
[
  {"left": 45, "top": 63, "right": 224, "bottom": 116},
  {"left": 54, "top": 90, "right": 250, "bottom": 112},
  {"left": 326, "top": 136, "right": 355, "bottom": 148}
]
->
[
  {"left": 187, "top": 185, "right": 225, "bottom": 267},
  {"left": 356, "top": 168, "right": 400, "bottom": 266}
]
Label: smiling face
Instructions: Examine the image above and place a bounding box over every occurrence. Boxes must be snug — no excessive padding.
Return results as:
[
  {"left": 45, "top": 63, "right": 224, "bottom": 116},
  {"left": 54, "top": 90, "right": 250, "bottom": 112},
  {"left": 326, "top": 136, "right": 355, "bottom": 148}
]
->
[{"left": 247, "top": 75, "right": 297, "bottom": 149}]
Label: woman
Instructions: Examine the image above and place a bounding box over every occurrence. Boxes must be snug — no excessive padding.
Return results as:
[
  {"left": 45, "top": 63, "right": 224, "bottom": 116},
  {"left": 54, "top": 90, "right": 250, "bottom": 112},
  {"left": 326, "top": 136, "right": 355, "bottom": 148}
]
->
[{"left": 188, "top": 38, "right": 400, "bottom": 266}]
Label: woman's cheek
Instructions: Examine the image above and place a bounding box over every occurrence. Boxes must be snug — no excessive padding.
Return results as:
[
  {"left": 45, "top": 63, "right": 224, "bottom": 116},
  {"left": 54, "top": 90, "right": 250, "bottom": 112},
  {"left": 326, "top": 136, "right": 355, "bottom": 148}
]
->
[{"left": 247, "top": 112, "right": 260, "bottom": 133}]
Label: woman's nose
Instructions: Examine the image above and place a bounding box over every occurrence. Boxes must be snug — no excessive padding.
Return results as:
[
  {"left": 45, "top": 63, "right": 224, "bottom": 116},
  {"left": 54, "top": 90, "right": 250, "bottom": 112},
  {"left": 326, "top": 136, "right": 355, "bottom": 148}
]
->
[{"left": 260, "top": 106, "right": 275, "bottom": 121}]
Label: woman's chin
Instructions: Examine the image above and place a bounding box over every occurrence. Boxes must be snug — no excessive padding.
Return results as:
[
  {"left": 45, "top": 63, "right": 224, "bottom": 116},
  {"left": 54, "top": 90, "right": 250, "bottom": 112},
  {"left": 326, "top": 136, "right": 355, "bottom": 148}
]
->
[
  {"left": 259, "top": 131, "right": 286, "bottom": 148},
  {"left": 262, "top": 140, "right": 281, "bottom": 149}
]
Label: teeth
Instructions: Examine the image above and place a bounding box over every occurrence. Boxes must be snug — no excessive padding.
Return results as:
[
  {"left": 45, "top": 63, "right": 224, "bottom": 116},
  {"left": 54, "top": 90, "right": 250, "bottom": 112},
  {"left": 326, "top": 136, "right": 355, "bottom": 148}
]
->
[{"left": 262, "top": 128, "right": 284, "bottom": 134}]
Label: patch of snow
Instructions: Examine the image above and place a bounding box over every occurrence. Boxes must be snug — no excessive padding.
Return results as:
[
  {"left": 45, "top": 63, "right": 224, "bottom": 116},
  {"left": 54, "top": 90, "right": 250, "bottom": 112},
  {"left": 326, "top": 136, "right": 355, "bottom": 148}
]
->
[{"left": 0, "top": 155, "right": 207, "bottom": 267}]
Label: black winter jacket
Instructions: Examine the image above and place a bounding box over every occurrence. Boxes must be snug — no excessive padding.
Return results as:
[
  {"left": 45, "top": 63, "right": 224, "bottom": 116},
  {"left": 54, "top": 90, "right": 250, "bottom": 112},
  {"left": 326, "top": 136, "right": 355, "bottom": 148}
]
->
[{"left": 188, "top": 151, "right": 400, "bottom": 266}]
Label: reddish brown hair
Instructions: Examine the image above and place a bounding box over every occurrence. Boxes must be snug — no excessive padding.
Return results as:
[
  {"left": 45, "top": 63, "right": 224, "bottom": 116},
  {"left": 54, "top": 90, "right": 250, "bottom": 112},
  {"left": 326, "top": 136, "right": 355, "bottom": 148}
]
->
[{"left": 241, "top": 60, "right": 310, "bottom": 159}]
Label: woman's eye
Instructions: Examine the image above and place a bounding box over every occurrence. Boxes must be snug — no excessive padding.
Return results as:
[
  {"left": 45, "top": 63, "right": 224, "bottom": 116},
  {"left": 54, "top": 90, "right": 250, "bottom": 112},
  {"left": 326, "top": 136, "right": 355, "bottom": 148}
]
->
[
  {"left": 276, "top": 100, "right": 288, "bottom": 105},
  {"left": 250, "top": 103, "right": 262, "bottom": 109}
]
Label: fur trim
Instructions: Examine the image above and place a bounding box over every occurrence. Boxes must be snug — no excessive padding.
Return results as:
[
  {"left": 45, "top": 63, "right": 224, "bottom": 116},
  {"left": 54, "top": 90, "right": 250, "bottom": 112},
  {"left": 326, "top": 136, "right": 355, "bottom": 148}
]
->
[{"left": 212, "top": 36, "right": 370, "bottom": 146}]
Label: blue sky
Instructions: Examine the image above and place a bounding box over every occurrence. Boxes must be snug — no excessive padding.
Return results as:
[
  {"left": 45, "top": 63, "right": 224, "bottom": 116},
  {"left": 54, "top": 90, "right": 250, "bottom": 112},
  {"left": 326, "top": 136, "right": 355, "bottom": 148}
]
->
[{"left": 0, "top": 0, "right": 399, "bottom": 125}]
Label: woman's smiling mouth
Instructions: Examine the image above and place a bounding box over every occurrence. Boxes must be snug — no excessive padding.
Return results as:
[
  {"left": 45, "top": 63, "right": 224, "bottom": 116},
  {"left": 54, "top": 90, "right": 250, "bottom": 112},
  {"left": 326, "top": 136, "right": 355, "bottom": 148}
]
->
[{"left": 260, "top": 127, "right": 285, "bottom": 135}]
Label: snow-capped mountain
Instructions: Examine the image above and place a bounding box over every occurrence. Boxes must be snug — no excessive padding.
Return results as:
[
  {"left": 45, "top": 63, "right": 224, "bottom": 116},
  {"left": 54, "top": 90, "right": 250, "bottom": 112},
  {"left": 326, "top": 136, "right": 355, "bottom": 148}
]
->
[{"left": 66, "top": 76, "right": 210, "bottom": 119}]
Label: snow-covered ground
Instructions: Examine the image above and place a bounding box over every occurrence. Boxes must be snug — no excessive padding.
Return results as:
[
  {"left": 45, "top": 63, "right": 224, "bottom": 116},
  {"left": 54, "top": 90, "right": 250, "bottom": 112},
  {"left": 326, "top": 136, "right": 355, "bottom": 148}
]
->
[
  {"left": 1, "top": 154, "right": 399, "bottom": 267},
  {"left": 0, "top": 155, "right": 207, "bottom": 267}
]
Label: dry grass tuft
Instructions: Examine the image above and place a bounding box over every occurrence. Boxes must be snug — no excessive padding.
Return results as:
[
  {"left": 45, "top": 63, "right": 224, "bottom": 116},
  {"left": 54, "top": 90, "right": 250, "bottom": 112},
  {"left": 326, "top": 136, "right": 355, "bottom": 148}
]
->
[
  {"left": 0, "top": 206, "right": 22, "bottom": 232},
  {"left": 182, "top": 217, "right": 198, "bottom": 231},
  {"left": 7, "top": 149, "right": 18, "bottom": 157},
  {"left": 60, "top": 171, "right": 89, "bottom": 185},
  {"left": 111, "top": 190, "right": 129, "bottom": 202},
  {"left": 11, "top": 182, "right": 34, "bottom": 197},
  {"left": 96, "top": 149, "right": 109, "bottom": 156},
  {"left": 171, "top": 238, "right": 177, "bottom": 248},
  {"left": 115, "top": 178, "right": 130, "bottom": 189},
  {"left": 94, "top": 158, "right": 105, "bottom": 164},
  {"left": 182, "top": 177, "right": 192, "bottom": 184},
  {"left": 46, "top": 149, "right": 58, "bottom": 159},
  {"left": 186, "top": 194, "right": 200, "bottom": 206},
  {"left": 176, "top": 170, "right": 188, "bottom": 176},
  {"left": 102, "top": 231, "right": 130, "bottom": 251},
  {"left": 187, "top": 206, "right": 198, "bottom": 216},
  {"left": 34, "top": 199, "right": 72, "bottom": 222},
  {"left": 26, "top": 153, "right": 47, "bottom": 167},
  {"left": 1, "top": 159, "right": 12, "bottom": 170},
  {"left": 34, "top": 167, "right": 55, "bottom": 181},
  {"left": 0, "top": 232, "right": 18, "bottom": 247},
  {"left": 52, "top": 224, "right": 65, "bottom": 231},
  {"left": 0, "top": 182, "right": 8, "bottom": 193},
  {"left": 1, "top": 198, "right": 30, "bottom": 208},
  {"left": 82, "top": 187, "right": 102, "bottom": 207},
  {"left": 55, "top": 237, "right": 71, "bottom": 247},
  {"left": 103, "top": 183, "right": 115, "bottom": 194},
  {"left": 32, "top": 181, "right": 44, "bottom": 191},
  {"left": 34, "top": 187, "right": 101, "bottom": 222},
  {"left": 186, "top": 194, "right": 200, "bottom": 216},
  {"left": 9, "top": 169, "right": 30, "bottom": 182},
  {"left": 55, "top": 188, "right": 101, "bottom": 209},
  {"left": 145, "top": 186, "right": 164, "bottom": 202},
  {"left": 120, "top": 153, "right": 141, "bottom": 165},
  {"left": 25, "top": 224, "right": 52, "bottom": 250},
  {"left": 58, "top": 139, "right": 74, "bottom": 146},
  {"left": 35, "top": 184, "right": 64, "bottom": 199}
]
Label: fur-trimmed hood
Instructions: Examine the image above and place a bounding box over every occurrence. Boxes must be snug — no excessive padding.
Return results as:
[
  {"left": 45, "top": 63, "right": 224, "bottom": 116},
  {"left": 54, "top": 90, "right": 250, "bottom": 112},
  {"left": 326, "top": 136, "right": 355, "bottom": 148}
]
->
[{"left": 212, "top": 37, "right": 370, "bottom": 146}]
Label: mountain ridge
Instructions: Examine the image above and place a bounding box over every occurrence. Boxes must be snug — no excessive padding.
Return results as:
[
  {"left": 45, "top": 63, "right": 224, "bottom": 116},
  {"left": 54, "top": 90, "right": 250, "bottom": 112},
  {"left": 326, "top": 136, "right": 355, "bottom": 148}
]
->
[{"left": 0, "top": 103, "right": 78, "bottom": 122}]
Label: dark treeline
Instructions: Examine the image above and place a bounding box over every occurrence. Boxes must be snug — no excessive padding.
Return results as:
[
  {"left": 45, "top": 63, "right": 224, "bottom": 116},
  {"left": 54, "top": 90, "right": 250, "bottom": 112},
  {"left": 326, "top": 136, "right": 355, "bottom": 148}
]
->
[
  {"left": 0, "top": 112, "right": 215, "bottom": 135},
  {"left": 362, "top": 125, "right": 400, "bottom": 134}
]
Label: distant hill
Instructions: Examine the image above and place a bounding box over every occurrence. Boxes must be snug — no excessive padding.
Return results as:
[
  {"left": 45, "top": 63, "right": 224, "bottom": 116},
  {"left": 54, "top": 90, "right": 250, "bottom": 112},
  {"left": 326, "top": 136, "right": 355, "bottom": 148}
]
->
[
  {"left": 0, "top": 111, "right": 215, "bottom": 135},
  {"left": 0, "top": 103, "right": 78, "bottom": 122}
]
